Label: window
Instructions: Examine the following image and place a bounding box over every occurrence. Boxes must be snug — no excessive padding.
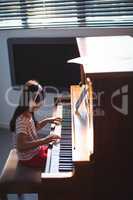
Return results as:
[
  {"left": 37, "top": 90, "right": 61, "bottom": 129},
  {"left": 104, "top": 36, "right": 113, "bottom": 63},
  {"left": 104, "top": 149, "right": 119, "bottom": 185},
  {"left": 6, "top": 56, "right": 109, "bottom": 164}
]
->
[{"left": 0, "top": 0, "right": 133, "bottom": 30}]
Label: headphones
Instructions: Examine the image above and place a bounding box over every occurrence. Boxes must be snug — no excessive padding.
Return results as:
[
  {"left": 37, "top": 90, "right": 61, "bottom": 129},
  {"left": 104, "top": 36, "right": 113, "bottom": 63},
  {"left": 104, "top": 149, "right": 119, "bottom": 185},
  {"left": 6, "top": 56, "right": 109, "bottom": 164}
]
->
[{"left": 23, "top": 82, "right": 44, "bottom": 111}]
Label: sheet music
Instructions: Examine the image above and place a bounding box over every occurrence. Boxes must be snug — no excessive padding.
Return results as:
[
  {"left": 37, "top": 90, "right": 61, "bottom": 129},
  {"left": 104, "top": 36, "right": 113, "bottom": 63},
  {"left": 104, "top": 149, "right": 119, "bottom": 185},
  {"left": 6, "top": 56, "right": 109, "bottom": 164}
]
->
[{"left": 75, "top": 85, "right": 88, "bottom": 112}]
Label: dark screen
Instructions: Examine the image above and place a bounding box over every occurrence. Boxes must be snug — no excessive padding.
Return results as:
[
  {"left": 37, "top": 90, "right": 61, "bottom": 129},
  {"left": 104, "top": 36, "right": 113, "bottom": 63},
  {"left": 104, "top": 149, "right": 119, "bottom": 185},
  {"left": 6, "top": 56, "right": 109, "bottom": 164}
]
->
[{"left": 8, "top": 38, "right": 80, "bottom": 89}]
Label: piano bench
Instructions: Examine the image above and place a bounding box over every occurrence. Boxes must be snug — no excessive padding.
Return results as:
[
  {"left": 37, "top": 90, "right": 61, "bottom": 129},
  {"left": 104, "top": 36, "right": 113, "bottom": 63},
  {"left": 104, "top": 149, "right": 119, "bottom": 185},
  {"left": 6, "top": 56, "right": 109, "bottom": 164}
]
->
[{"left": 0, "top": 149, "right": 41, "bottom": 200}]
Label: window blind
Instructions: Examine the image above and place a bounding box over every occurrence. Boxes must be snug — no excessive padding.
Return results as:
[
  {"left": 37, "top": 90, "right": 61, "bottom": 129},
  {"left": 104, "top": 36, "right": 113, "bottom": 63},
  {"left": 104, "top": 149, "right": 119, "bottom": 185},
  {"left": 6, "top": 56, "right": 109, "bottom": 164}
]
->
[{"left": 0, "top": 0, "right": 133, "bottom": 30}]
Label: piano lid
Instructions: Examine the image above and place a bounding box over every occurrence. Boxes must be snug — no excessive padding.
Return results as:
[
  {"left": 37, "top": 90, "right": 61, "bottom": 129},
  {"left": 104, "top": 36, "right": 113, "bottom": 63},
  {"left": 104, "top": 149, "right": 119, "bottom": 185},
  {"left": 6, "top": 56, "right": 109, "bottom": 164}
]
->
[{"left": 68, "top": 35, "right": 133, "bottom": 74}]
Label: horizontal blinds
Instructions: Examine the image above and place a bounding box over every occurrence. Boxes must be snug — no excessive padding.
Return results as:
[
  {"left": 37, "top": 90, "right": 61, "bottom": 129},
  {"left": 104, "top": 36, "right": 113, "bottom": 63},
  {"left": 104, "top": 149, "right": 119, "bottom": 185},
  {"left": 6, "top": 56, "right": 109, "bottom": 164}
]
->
[{"left": 0, "top": 0, "right": 133, "bottom": 30}]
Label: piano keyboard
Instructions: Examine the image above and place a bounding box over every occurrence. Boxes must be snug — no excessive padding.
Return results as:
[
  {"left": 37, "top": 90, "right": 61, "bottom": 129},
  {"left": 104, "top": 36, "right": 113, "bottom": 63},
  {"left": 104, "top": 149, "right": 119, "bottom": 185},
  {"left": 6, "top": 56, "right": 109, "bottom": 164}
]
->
[
  {"left": 44, "top": 103, "right": 73, "bottom": 174},
  {"left": 59, "top": 104, "right": 73, "bottom": 172}
]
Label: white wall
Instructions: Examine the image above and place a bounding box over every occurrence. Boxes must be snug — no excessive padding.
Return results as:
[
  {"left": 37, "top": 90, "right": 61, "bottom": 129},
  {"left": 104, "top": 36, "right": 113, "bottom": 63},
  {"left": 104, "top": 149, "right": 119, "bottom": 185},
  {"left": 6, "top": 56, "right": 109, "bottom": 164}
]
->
[{"left": 0, "top": 27, "right": 133, "bottom": 129}]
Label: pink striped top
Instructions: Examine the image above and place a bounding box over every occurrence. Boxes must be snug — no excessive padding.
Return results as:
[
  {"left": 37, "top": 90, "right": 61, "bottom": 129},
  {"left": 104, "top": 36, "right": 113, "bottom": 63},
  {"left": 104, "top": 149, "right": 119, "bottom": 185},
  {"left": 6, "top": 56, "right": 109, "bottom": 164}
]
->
[{"left": 13, "top": 114, "right": 40, "bottom": 160}]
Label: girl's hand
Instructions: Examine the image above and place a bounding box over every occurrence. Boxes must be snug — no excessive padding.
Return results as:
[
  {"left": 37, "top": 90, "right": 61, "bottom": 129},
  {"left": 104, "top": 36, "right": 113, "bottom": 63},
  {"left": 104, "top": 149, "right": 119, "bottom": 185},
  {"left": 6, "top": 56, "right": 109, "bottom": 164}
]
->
[
  {"left": 48, "top": 117, "right": 62, "bottom": 125},
  {"left": 45, "top": 134, "right": 61, "bottom": 143}
]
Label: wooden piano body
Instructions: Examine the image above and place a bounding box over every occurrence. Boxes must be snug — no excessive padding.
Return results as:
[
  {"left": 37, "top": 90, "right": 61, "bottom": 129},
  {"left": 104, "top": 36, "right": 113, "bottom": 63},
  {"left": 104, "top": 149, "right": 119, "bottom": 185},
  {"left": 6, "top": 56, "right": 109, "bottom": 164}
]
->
[{"left": 75, "top": 36, "right": 133, "bottom": 200}]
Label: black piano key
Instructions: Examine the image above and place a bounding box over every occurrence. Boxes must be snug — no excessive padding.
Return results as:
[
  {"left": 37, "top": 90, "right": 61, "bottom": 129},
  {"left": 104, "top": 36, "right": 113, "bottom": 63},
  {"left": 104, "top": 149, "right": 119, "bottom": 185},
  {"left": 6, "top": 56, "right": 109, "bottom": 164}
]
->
[
  {"left": 60, "top": 145, "right": 72, "bottom": 148},
  {"left": 60, "top": 142, "right": 71, "bottom": 145},
  {"left": 61, "top": 139, "right": 71, "bottom": 141},
  {"left": 60, "top": 148, "right": 72, "bottom": 151},
  {"left": 61, "top": 138, "right": 71, "bottom": 141},
  {"left": 60, "top": 155, "right": 72, "bottom": 158},
  {"left": 61, "top": 139, "right": 71, "bottom": 142},
  {"left": 59, "top": 168, "right": 73, "bottom": 171},
  {"left": 61, "top": 134, "right": 71, "bottom": 136},
  {"left": 61, "top": 136, "right": 71, "bottom": 139},
  {"left": 62, "top": 128, "right": 71, "bottom": 131}
]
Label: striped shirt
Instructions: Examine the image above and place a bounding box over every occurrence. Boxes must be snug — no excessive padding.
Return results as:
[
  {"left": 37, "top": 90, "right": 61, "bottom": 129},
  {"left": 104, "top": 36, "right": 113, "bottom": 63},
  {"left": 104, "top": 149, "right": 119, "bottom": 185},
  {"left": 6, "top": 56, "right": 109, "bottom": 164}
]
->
[{"left": 13, "top": 114, "right": 40, "bottom": 160}]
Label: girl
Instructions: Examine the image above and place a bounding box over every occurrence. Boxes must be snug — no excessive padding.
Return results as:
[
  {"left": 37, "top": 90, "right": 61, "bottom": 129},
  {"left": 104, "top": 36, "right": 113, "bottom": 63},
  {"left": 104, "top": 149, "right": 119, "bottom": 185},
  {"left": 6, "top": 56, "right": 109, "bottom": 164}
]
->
[{"left": 10, "top": 80, "right": 61, "bottom": 168}]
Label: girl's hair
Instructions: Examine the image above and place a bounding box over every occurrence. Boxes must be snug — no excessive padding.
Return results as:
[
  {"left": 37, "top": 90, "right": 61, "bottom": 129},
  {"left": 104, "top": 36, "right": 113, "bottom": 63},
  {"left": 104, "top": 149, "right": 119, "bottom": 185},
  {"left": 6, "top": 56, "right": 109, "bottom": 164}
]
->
[{"left": 10, "top": 80, "right": 45, "bottom": 132}]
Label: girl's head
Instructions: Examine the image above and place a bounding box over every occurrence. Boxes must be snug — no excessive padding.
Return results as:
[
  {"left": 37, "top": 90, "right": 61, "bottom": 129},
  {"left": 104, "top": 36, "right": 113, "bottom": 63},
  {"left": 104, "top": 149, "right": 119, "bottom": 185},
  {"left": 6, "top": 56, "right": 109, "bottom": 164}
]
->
[
  {"left": 10, "top": 80, "right": 45, "bottom": 132},
  {"left": 21, "top": 80, "right": 45, "bottom": 112}
]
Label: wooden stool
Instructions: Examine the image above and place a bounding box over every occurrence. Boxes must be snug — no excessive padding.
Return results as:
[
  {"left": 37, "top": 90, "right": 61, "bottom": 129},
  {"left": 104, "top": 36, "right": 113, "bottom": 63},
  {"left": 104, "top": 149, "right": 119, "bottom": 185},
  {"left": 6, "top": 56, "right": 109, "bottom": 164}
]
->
[{"left": 0, "top": 149, "right": 41, "bottom": 200}]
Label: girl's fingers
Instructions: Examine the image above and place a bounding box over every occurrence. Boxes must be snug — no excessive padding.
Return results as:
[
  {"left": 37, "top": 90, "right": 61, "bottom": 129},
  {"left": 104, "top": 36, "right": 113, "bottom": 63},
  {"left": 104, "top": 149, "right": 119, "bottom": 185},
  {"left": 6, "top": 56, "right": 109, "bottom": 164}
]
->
[
  {"left": 53, "top": 121, "right": 61, "bottom": 125},
  {"left": 54, "top": 117, "right": 62, "bottom": 122},
  {"left": 50, "top": 134, "right": 61, "bottom": 140}
]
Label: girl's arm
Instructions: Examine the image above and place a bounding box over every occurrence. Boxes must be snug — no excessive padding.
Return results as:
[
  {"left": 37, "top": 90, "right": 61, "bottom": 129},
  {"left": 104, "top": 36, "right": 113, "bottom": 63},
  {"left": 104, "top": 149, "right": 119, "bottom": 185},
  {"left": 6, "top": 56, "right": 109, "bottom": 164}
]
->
[
  {"left": 36, "top": 117, "right": 62, "bottom": 131},
  {"left": 17, "top": 133, "right": 60, "bottom": 152}
]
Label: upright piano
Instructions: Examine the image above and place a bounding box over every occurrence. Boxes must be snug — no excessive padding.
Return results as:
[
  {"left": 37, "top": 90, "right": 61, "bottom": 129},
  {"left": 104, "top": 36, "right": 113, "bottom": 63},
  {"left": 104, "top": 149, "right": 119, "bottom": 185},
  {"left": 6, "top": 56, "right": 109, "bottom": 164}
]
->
[
  {"left": 73, "top": 36, "right": 133, "bottom": 200},
  {"left": 40, "top": 79, "right": 94, "bottom": 200},
  {"left": 39, "top": 35, "right": 133, "bottom": 200}
]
